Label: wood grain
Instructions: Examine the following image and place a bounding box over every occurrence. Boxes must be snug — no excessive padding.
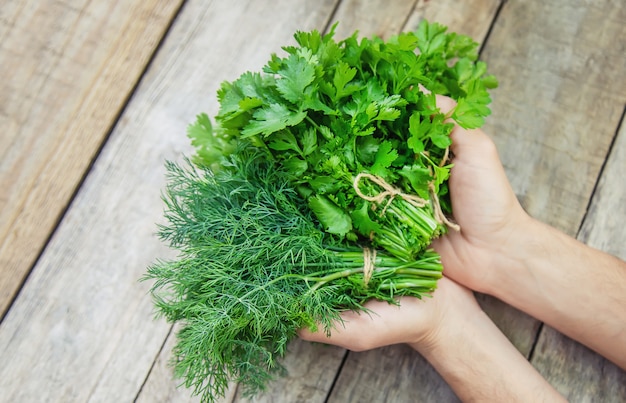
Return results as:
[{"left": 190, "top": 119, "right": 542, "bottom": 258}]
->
[
  {"left": 329, "top": 345, "right": 459, "bottom": 403},
  {"left": 481, "top": 0, "right": 626, "bottom": 236},
  {"left": 530, "top": 117, "right": 626, "bottom": 400},
  {"left": 403, "top": 0, "right": 501, "bottom": 39},
  {"left": 0, "top": 0, "right": 342, "bottom": 402},
  {"left": 532, "top": 325, "right": 626, "bottom": 402},
  {"left": 578, "top": 121, "right": 626, "bottom": 261},
  {"left": 479, "top": 0, "right": 626, "bottom": 399},
  {"left": 0, "top": 0, "right": 184, "bottom": 317},
  {"left": 329, "top": 0, "right": 417, "bottom": 40},
  {"left": 326, "top": 1, "right": 503, "bottom": 401}
]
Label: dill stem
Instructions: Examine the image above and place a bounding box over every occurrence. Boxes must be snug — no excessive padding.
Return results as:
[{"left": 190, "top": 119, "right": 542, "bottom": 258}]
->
[
  {"left": 395, "top": 268, "right": 443, "bottom": 278},
  {"left": 307, "top": 267, "right": 365, "bottom": 292},
  {"left": 304, "top": 252, "right": 443, "bottom": 292},
  {"left": 378, "top": 278, "right": 439, "bottom": 290}
]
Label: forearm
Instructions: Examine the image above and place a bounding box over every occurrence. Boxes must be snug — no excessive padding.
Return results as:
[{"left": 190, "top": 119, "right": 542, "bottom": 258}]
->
[
  {"left": 487, "top": 218, "right": 626, "bottom": 369},
  {"left": 412, "top": 300, "right": 563, "bottom": 402}
]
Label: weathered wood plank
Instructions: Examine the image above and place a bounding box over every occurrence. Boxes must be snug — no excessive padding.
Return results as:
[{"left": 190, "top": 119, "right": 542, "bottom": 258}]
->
[
  {"left": 4, "top": 1, "right": 344, "bottom": 402},
  {"left": 529, "top": 117, "right": 626, "bottom": 400},
  {"left": 532, "top": 326, "right": 626, "bottom": 402},
  {"left": 404, "top": 0, "right": 502, "bottom": 41},
  {"left": 577, "top": 122, "right": 626, "bottom": 261},
  {"left": 330, "top": 344, "right": 459, "bottom": 403},
  {"left": 329, "top": 0, "right": 417, "bottom": 40},
  {"left": 0, "top": 0, "right": 184, "bottom": 317},
  {"left": 478, "top": 0, "right": 626, "bottom": 400},
  {"left": 327, "top": 1, "right": 502, "bottom": 401},
  {"left": 481, "top": 0, "right": 626, "bottom": 236}
]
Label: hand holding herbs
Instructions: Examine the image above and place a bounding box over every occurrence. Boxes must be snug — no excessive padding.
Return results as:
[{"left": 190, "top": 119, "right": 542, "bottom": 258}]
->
[{"left": 145, "top": 21, "right": 497, "bottom": 403}]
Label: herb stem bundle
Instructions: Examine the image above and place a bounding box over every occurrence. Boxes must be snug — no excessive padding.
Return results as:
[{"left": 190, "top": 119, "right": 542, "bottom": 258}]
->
[{"left": 147, "top": 20, "right": 497, "bottom": 403}]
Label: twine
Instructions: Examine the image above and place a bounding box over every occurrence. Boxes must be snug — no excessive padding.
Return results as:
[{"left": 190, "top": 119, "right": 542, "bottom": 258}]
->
[
  {"left": 362, "top": 247, "right": 376, "bottom": 286},
  {"left": 353, "top": 173, "right": 428, "bottom": 215},
  {"left": 439, "top": 147, "right": 450, "bottom": 167},
  {"left": 428, "top": 182, "right": 460, "bottom": 232},
  {"left": 435, "top": 147, "right": 459, "bottom": 230},
  {"left": 353, "top": 172, "right": 460, "bottom": 232}
]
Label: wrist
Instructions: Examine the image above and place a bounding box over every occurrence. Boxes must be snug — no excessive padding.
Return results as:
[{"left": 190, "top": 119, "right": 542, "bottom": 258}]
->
[
  {"left": 408, "top": 278, "right": 482, "bottom": 353},
  {"left": 410, "top": 279, "right": 566, "bottom": 402},
  {"left": 478, "top": 216, "right": 626, "bottom": 369},
  {"left": 480, "top": 213, "right": 546, "bottom": 297}
]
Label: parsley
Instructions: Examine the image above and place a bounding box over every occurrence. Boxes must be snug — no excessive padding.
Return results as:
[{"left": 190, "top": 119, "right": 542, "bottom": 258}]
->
[
  {"left": 149, "top": 20, "right": 497, "bottom": 402},
  {"left": 191, "top": 20, "right": 497, "bottom": 259}
]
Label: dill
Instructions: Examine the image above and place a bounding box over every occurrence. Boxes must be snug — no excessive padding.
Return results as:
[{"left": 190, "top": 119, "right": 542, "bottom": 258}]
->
[{"left": 144, "top": 151, "right": 442, "bottom": 402}]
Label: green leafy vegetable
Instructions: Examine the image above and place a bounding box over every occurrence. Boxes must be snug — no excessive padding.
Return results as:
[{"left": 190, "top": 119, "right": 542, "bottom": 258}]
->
[
  {"left": 145, "top": 152, "right": 442, "bottom": 401},
  {"left": 191, "top": 20, "right": 496, "bottom": 260},
  {"left": 147, "top": 20, "right": 497, "bottom": 403}
]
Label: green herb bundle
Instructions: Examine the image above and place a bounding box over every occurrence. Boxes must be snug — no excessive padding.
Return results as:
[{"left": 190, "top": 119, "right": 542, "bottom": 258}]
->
[
  {"left": 189, "top": 21, "right": 496, "bottom": 260},
  {"left": 146, "top": 20, "right": 496, "bottom": 403},
  {"left": 146, "top": 152, "right": 442, "bottom": 400}
]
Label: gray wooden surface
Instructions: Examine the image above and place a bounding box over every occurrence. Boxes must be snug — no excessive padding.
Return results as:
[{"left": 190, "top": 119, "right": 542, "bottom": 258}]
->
[{"left": 1, "top": 0, "right": 624, "bottom": 401}]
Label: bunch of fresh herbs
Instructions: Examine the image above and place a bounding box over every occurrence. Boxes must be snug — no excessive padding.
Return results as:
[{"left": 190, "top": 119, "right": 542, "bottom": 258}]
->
[
  {"left": 146, "top": 151, "right": 442, "bottom": 400},
  {"left": 189, "top": 21, "right": 496, "bottom": 260},
  {"left": 146, "top": 20, "right": 496, "bottom": 403}
]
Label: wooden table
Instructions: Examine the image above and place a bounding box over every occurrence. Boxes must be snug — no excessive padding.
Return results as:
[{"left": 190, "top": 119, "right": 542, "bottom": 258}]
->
[{"left": 1, "top": 1, "right": 625, "bottom": 401}]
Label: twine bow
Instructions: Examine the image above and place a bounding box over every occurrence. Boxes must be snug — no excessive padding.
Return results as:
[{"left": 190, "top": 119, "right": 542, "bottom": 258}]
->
[
  {"left": 353, "top": 172, "right": 460, "bottom": 232},
  {"left": 353, "top": 173, "right": 428, "bottom": 214}
]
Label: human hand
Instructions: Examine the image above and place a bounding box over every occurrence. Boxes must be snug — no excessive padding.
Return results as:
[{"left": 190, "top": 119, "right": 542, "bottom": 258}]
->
[
  {"left": 299, "top": 277, "right": 479, "bottom": 353},
  {"left": 431, "top": 96, "right": 534, "bottom": 294},
  {"left": 299, "top": 275, "right": 564, "bottom": 401},
  {"left": 299, "top": 96, "right": 531, "bottom": 350}
]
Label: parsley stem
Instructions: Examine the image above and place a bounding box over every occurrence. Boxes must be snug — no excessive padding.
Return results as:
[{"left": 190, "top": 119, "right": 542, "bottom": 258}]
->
[
  {"left": 388, "top": 201, "right": 439, "bottom": 238},
  {"left": 305, "top": 115, "right": 323, "bottom": 134}
]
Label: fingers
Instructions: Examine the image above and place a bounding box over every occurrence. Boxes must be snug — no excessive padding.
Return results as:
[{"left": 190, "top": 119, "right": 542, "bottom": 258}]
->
[
  {"left": 298, "top": 278, "right": 471, "bottom": 352},
  {"left": 298, "top": 299, "right": 406, "bottom": 352}
]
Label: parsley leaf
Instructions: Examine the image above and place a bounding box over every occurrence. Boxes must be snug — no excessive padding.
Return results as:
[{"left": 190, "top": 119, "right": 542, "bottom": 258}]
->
[
  {"left": 351, "top": 201, "right": 381, "bottom": 236},
  {"left": 268, "top": 131, "right": 302, "bottom": 154},
  {"left": 242, "top": 104, "right": 307, "bottom": 137},
  {"left": 191, "top": 20, "right": 496, "bottom": 263},
  {"left": 333, "top": 61, "right": 359, "bottom": 100},
  {"left": 370, "top": 140, "right": 398, "bottom": 177},
  {"left": 276, "top": 52, "right": 317, "bottom": 103},
  {"left": 308, "top": 194, "right": 352, "bottom": 235}
]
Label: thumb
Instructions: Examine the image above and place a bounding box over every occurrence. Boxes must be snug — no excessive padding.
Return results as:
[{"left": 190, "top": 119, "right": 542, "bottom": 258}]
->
[{"left": 434, "top": 94, "right": 498, "bottom": 165}]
